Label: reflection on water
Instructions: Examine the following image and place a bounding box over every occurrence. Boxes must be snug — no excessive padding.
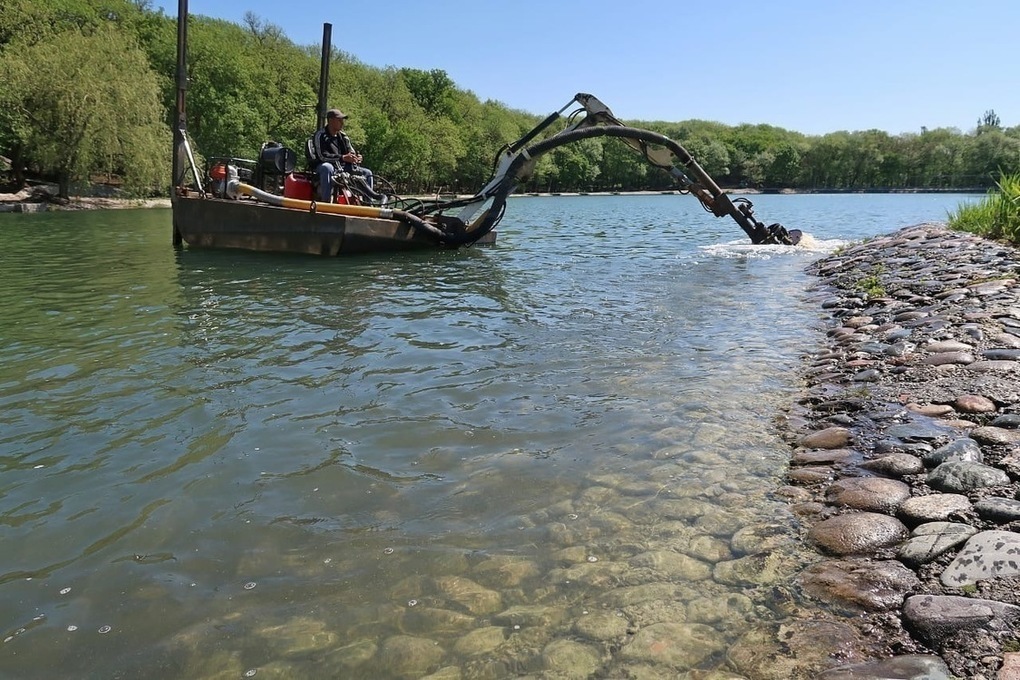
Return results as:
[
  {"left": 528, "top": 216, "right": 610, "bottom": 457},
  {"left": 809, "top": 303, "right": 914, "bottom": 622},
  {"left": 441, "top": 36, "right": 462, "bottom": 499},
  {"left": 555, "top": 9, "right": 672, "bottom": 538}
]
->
[{"left": 0, "top": 196, "right": 978, "bottom": 678}]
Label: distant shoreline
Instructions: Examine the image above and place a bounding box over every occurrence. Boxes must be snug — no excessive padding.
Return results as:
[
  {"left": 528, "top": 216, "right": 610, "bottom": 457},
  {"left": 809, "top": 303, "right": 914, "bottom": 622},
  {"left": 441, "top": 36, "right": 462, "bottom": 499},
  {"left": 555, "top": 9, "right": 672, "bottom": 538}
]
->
[{"left": 0, "top": 187, "right": 988, "bottom": 214}]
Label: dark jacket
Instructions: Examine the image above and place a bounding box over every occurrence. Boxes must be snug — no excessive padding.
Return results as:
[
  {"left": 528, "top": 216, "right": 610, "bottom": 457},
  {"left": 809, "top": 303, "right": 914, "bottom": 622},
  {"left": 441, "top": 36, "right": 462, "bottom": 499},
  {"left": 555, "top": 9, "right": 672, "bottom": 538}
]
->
[{"left": 306, "top": 127, "right": 355, "bottom": 168}]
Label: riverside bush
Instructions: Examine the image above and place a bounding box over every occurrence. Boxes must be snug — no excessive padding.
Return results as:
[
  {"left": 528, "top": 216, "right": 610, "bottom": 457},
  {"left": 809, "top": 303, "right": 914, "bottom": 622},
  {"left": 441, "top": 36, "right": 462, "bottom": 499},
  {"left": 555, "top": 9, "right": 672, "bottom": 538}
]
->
[{"left": 948, "top": 172, "right": 1020, "bottom": 242}]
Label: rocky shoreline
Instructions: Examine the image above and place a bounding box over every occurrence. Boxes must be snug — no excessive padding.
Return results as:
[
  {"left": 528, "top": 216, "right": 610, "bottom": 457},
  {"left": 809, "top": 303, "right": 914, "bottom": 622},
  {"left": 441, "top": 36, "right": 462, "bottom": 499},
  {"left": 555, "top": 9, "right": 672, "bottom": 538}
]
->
[{"left": 783, "top": 223, "right": 1020, "bottom": 680}]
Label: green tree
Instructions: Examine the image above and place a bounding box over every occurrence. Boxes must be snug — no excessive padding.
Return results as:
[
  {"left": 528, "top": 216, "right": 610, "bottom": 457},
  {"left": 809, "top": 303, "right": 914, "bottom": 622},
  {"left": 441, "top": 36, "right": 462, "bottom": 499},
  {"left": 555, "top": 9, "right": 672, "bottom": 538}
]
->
[
  {"left": 0, "top": 23, "right": 169, "bottom": 196},
  {"left": 963, "top": 129, "right": 1020, "bottom": 184},
  {"left": 764, "top": 142, "right": 802, "bottom": 187},
  {"left": 400, "top": 68, "right": 458, "bottom": 119},
  {"left": 977, "top": 109, "right": 1001, "bottom": 134}
]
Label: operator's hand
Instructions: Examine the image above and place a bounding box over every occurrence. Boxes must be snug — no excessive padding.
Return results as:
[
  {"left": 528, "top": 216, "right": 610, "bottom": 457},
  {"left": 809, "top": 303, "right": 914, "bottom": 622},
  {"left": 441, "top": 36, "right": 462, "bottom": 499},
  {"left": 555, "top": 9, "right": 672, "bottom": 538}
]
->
[{"left": 343, "top": 152, "right": 362, "bottom": 164}]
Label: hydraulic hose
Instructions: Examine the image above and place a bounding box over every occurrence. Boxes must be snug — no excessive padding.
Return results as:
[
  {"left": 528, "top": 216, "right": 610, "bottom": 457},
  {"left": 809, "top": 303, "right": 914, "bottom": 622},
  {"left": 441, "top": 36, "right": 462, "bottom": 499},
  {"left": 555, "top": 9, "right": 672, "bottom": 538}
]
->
[{"left": 233, "top": 182, "right": 449, "bottom": 241}]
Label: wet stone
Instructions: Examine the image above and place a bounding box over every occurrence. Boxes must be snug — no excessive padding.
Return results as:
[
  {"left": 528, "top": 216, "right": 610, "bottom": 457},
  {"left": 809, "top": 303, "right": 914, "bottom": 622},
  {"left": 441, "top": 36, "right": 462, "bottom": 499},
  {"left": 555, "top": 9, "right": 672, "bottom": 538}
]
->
[
  {"left": 685, "top": 534, "right": 734, "bottom": 563},
  {"left": 873, "top": 439, "right": 933, "bottom": 457},
  {"left": 599, "top": 583, "right": 679, "bottom": 608},
  {"left": 420, "top": 667, "right": 462, "bottom": 680},
  {"left": 896, "top": 522, "right": 977, "bottom": 568},
  {"left": 775, "top": 485, "right": 814, "bottom": 503},
  {"left": 379, "top": 635, "right": 445, "bottom": 678},
  {"left": 883, "top": 327, "right": 913, "bottom": 341},
  {"left": 256, "top": 617, "right": 339, "bottom": 656},
  {"left": 903, "top": 595, "right": 1020, "bottom": 647},
  {"left": 897, "top": 493, "right": 971, "bottom": 525},
  {"left": 620, "top": 622, "right": 726, "bottom": 669},
  {"left": 922, "top": 438, "right": 983, "bottom": 467},
  {"left": 653, "top": 498, "right": 715, "bottom": 522},
  {"left": 712, "top": 552, "right": 787, "bottom": 587},
  {"left": 791, "top": 448, "right": 855, "bottom": 466},
  {"left": 970, "top": 425, "right": 1020, "bottom": 445},
  {"left": 982, "top": 348, "right": 1020, "bottom": 360},
  {"left": 807, "top": 512, "right": 909, "bottom": 556},
  {"left": 542, "top": 639, "right": 601, "bottom": 677},
  {"left": 552, "top": 546, "right": 590, "bottom": 565},
  {"left": 927, "top": 460, "right": 1010, "bottom": 493},
  {"left": 991, "top": 413, "right": 1020, "bottom": 428},
  {"left": 824, "top": 413, "right": 856, "bottom": 427},
  {"left": 852, "top": 368, "right": 881, "bottom": 382},
  {"left": 922, "top": 351, "right": 975, "bottom": 365},
  {"left": 845, "top": 315, "right": 874, "bottom": 328},
  {"left": 548, "top": 561, "right": 629, "bottom": 589},
  {"left": 815, "top": 654, "right": 952, "bottom": 680},
  {"left": 726, "top": 619, "right": 870, "bottom": 680},
  {"left": 883, "top": 418, "right": 955, "bottom": 442},
  {"left": 974, "top": 496, "right": 1020, "bottom": 522},
  {"left": 825, "top": 477, "right": 911, "bottom": 513},
  {"left": 799, "top": 426, "right": 852, "bottom": 449},
  {"left": 789, "top": 501, "right": 827, "bottom": 516},
  {"left": 941, "top": 530, "right": 1020, "bottom": 587},
  {"left": 433, "top": 576, "right": 502, "bottom": 615},
  {"left": 926, "top": 340, "right": 974, "bottom": 353},
  {"left": 400, "top": 608, "right": 476, "bottom": 636},
  {"left": 693, "top": 510, "right": 748, "bottom": 537},
  {"left": 472, "top": 556, "right": 540, "bottom": 588},
  {"left": 885, "top": 341, "right": 914, "bottom": 357},
  {"left": 572, "top": 611, "right": 628, "bottom": 641},
  {"left": 954, "top": 393, "right": 997, "bottom": 413},
  {"left": 493, "top": 605, "right": 568, "bottom": 629},
  {"left": 452, "top": 626, "right": 505, "bottom": 657},
  {"left": 905, "top": 402, "right": 956, "bottom": 417},
  {"left": 991, "top": 331, "right": 1020, "bottom": 348},
  {"left": 729, "top": 523, "right": 796, "bottom": 555},
  {"left": 896, "top": 310, "right": 930, "bottom": 323},
  {"left": 685, "top": 592, "right": 754, "bottom": 624},
  {"left": 966, "top": 359, "right": 1020, "bottom": 372},
  {"left": 859, "top": 453, "right": 925, "bottom": 477},
  {"left": 797, "top": 558, "right": 920, "bottom": 613},
  {"left": 627, "top": 550, "right": 711, "bottom": 581},
  {"left": 329, "top": 639, "right": 377, "bottom": 671}
]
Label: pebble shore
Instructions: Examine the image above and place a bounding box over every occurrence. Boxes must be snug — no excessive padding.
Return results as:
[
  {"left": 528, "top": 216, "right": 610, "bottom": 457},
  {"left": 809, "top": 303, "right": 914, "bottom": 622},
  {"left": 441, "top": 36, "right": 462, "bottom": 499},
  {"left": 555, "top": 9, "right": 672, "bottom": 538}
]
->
[{"left": 784, "top": 223, "right": 1020, "bottom": 680}]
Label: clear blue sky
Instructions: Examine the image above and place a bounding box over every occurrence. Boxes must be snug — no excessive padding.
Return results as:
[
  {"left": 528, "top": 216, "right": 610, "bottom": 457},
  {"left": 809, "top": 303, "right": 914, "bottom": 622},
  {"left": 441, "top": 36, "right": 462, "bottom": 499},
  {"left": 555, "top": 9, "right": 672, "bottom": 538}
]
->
[{"left": 155, "top": 0, "right": 1018, "bottom": 136}]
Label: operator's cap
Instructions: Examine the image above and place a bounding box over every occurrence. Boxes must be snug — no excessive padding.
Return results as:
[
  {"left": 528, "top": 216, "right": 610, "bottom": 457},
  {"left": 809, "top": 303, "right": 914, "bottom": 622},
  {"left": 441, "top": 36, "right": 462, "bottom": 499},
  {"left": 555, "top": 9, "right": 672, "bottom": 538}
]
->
[{"left": 326, "top": 108, "right": 348, "bottom": 119}]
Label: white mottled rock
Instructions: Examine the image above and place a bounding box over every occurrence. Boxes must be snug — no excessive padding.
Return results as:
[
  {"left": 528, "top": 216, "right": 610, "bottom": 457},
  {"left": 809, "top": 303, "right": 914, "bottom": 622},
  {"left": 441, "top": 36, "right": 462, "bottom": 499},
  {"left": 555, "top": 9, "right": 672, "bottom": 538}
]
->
[{"left": 940, "top": 530, "right": 1020, "bottom": 587}]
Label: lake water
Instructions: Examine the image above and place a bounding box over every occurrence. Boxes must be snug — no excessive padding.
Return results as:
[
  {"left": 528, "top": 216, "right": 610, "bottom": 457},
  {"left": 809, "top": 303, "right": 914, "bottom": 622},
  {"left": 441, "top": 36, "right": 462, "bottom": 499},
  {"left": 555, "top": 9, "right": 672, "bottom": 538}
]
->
[{"left": 0, "top": 193, "right": 980, "bottom": 678}]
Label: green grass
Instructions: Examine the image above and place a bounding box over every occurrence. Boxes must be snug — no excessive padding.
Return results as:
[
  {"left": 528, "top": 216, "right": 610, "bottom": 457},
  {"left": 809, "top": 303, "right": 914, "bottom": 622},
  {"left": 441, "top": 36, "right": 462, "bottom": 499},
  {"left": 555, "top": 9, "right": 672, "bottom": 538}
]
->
[
  {"left": 853, "top": 264, "right": 886, "bottom": 298},
  {"left": 948, "top": 171, "right": 1020, "bottom": 242}
]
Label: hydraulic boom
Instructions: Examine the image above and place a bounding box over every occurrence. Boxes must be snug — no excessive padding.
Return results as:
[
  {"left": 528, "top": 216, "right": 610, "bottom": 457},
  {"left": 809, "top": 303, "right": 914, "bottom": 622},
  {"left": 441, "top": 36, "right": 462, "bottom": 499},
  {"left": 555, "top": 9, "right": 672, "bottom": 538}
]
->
[{"left": 417, "top": 93, "right": 801, "bottom": 247}]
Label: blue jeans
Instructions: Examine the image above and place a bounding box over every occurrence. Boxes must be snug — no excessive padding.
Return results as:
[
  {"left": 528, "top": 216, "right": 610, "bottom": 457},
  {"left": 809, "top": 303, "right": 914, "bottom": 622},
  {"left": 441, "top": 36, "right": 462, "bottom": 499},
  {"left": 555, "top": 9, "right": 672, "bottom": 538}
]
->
[
  {"left": 315, "top": 162, "right": 375, "bottom": 202},
  {"left": 316, "top": 162, "right": 338, "bottom": 202}
]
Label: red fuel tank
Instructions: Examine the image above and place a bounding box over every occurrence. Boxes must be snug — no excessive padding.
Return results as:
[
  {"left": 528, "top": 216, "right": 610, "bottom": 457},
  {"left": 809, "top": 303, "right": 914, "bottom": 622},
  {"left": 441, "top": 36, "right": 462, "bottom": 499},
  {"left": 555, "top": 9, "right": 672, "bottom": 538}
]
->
[{"left": 283, "top": 173, "right": 314, "bottom": 201}]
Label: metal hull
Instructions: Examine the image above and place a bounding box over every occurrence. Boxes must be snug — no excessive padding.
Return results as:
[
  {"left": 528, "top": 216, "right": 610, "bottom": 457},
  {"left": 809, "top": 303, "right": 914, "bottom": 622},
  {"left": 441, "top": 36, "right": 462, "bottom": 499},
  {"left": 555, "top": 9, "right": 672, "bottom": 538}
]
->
[{"left": 172, "top": 193, "right": 494, "bottom": 255}]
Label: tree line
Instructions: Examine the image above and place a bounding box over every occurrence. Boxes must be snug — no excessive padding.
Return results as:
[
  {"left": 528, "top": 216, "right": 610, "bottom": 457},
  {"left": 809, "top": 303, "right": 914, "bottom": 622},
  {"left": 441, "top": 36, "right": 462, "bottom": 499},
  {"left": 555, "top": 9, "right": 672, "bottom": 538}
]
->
[{"left": 1, "top": 0, "right": 1018, "bottom": 198}]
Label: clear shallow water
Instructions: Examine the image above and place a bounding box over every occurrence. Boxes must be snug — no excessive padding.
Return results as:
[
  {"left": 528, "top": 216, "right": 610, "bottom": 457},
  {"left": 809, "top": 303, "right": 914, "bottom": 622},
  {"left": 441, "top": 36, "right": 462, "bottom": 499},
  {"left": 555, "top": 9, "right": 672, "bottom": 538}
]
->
[{"left": 0, "top": 194, "right": 980, "bottom": 678}]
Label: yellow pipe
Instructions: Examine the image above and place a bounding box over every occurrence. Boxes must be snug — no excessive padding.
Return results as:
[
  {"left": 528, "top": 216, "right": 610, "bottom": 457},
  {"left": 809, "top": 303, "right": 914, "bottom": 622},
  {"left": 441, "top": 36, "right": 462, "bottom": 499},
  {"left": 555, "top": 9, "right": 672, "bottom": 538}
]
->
[{"left": 234, "top": 182, "right": 394, "bottom": 219}]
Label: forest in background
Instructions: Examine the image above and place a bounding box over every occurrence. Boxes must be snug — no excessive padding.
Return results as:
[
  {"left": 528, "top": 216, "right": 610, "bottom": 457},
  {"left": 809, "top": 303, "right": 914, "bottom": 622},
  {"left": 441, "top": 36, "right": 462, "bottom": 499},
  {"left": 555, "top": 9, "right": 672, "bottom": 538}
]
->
[{"left": 2, "top": 0, "right": 1019, "bottom": 198}]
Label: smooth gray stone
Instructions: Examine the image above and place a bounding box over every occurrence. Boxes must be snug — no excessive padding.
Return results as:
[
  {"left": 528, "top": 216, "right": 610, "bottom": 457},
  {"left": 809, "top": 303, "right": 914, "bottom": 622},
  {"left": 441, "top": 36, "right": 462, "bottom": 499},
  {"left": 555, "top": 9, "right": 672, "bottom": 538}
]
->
[
  {"left": 974, "top": 496, "right": 1020, "bottom": 522},
  {"left": 897, "top": 522, "right": 977, "bottom": 567},
  {"left": 903, "top": 594, "right": 1020, "bottom": 646},
  {"left": 927, "top": 460, "right": 1010, "bottom": 493},
  {"left": 815, "top": 654, "right": 952, "bottom": 680},
  {"left": 922, "top": 438, "right": 982, "bottom": 467}
]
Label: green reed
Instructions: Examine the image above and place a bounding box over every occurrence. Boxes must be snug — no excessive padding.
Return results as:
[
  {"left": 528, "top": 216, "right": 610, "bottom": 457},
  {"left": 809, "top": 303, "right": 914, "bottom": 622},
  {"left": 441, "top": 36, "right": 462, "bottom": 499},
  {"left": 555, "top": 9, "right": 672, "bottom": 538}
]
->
[{"left": 948, "top": 171, "right": 1020, "bottom": 242}]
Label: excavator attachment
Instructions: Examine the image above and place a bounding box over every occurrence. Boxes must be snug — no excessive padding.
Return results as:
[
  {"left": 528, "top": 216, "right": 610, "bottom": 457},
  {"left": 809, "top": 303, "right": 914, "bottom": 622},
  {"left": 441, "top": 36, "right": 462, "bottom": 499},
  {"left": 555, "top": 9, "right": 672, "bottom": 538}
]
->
[{"left": 405, "top": 93, "right": 800, "bottom": 248}]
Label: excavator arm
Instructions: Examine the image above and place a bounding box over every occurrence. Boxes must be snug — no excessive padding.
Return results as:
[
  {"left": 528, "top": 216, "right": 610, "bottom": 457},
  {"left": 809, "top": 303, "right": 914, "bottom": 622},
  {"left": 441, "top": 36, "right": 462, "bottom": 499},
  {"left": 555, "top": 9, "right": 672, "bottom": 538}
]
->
[{"left": 416, "top": 93, "right": 800, "bottom": 247}]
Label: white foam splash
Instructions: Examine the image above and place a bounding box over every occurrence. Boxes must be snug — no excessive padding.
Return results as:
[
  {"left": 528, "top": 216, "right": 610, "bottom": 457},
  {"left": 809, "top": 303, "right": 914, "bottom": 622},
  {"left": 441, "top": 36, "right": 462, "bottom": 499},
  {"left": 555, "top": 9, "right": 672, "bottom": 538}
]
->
[{"left": 698, "top": 232, "right": 849, "bottom": 259}]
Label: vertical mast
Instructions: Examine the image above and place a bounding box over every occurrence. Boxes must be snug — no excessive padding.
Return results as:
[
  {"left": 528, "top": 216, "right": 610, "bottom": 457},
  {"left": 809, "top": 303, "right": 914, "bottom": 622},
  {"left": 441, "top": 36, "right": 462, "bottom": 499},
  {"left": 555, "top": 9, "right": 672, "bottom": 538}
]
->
[
  {"left": 316, "top": 23, "right": 332, "bottom": 130},
  {"left": 172, "top": 0, "right": 189, "bottom": 245}
]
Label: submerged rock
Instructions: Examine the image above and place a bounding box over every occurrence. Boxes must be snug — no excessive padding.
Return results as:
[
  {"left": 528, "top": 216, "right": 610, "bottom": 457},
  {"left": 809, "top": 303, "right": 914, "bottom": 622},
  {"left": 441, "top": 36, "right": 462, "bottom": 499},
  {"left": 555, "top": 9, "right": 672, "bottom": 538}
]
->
[{"left": 807, "top": 512, "right": 909, "bottom": 556}]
